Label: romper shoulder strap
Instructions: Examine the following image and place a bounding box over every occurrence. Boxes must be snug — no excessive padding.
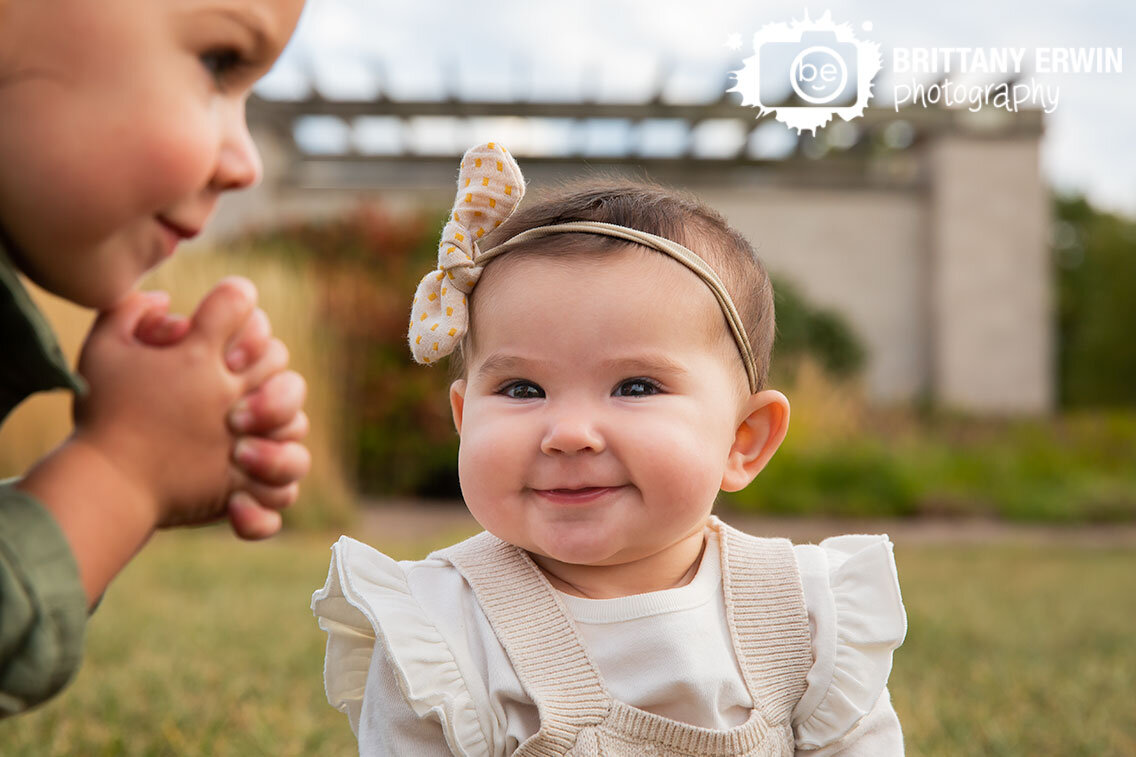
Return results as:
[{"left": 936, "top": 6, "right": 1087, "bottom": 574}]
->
[
  {"left": 443, "top": 532, "right": 610, "bottom": 756},
  {"left": 715, "top": 519, "right": 813, "bottom": 728}
]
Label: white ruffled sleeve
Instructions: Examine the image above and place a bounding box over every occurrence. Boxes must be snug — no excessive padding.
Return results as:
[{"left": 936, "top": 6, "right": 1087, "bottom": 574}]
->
[
  {"left": 310, "top": 536, "right": 491, "bottom": 756},
  {"left": 792, "top": 535, "right": 907, "bottom": 751}
]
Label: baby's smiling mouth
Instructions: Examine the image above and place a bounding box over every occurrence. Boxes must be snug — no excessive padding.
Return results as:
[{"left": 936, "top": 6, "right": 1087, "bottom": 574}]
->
[{"left": 533, "top": 486, "right": 626, "bottom": 504}]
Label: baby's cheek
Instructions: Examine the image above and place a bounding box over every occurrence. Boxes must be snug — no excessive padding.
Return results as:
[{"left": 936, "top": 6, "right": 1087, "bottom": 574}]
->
[
  {"left": 457, "top": 423, "right": 507, "bottom": 500},
  {"left": 457, "top": 413, "right": 531, "bottom": 525},
  {"left": 457, "top": 447, "right": 511, "bottom": 535},
  {"left": 636, "top": 426, "right": 724, "bottom": 506}
]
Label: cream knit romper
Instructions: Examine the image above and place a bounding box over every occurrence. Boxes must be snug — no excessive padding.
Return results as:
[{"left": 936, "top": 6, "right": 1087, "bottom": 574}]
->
[{"left": 444, "top": 520, "right": 814, "bottom": 757}]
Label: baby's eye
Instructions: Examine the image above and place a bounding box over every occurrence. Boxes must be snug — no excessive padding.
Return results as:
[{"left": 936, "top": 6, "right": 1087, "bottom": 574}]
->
[
  {"left": 501, "top": 381, "right": 545, "bottom": 400},
  {"left": 200, "top": 48, "right": 247, "bottom": 84},
  {"left": 613, "top": 378, "right": 661, "bottom": 397}
]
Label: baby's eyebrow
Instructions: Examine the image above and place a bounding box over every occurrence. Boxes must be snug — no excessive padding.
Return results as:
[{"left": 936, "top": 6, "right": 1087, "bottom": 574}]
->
[
  {"left": 474, "top": 353, "right": 540, "bottom": 379},
  {"left": 598, "top": 355, "right": 689, "bottom": 376},
  {"left": 474, "top": 353, "right": 689, "bottom": 380}
]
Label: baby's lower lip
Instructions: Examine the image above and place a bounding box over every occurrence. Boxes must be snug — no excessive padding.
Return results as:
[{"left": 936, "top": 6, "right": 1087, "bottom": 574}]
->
[{"left": 535, "top": 486, "right": 623, "bottom": 504}]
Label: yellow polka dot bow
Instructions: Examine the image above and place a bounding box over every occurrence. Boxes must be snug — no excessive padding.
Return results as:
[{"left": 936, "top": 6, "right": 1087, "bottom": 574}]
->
[{"left": 408, "top": 142, "right": 525, "bottom": 364}]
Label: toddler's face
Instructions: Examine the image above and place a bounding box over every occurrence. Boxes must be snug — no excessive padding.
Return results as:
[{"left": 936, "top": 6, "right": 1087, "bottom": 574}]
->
[
  {"left": 451, "top": 247, "right": 773, "bottom": 571},
  {"left": 0, "top": 0, "right": 306, "bottom": 308}
]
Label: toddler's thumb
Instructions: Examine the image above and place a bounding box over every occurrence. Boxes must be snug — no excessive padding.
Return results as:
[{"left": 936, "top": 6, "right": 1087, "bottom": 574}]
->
[{"left": 189, "top": 276, "right": 259, "bottom": 346}]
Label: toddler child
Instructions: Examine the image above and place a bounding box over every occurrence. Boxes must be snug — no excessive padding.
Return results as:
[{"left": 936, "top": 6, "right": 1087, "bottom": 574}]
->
[
  {"left": 313, "top": 143, "right": 908, "bottom": 755},
  {"left": 1, "top": 0, "right": 310, "bottom": 715}
]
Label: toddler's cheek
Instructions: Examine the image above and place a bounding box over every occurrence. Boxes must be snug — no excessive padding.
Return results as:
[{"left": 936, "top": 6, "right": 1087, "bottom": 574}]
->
[
  {"left": 2, "top": 113, "right": 131, "bottom": 249},
  {"left": 127, "top": 117, "right": 218, "bottom": 207}
]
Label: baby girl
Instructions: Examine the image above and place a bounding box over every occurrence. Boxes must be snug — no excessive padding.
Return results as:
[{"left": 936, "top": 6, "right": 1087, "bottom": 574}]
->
[{"left": 313, "top": 143, "right": 907, "bottom": 756}]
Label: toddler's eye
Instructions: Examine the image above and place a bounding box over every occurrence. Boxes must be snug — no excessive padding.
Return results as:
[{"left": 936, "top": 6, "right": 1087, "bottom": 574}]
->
[
  {"left": 613, "top": 378, "right": 660, "bottom": 397},
  {"left": 200, "top": 48, "right": 246, "bottom": 84},
  {"left": 501, "top": 381, "right": 544, "bottom": 400}
]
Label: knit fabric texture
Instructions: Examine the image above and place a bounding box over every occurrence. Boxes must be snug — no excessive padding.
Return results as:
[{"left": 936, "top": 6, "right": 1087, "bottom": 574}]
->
[{"left": 444, "top": 519, "right": 813, "bottom": 756}]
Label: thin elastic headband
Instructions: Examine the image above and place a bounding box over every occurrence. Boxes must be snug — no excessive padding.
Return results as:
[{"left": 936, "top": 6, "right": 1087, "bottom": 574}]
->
[{"left": 478, "top": 221, "right": 760, "bottom": 393}]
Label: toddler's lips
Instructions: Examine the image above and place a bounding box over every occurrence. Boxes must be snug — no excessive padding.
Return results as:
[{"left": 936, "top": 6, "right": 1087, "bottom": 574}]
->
[
  {"left": 155, "top": 216, "right": 201, "bottom": 260},
  {"left": 156, "top": 216, "right": 200, "bottom": 240},
  {"left": 534, "top": 486, "right": 625, "bottom": 505}
]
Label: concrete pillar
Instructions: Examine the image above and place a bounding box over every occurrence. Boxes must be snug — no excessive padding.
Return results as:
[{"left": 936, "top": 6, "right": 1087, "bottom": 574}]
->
[{"left": 928, "top": 133, "right": 1052, "bottom": 414}]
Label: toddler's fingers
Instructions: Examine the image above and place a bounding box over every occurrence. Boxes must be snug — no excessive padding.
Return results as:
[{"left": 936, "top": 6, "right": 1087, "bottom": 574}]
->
[
  {"left": 224, "top": 307, "right": 271, "bottom": 372},
  {"left": 135, "top": 312, "right": 191, "bottom": 346},
  {"left": 231, "top": 479, "right": 300, "bottom": 512},
  {"left": 229, "top": 370, "right": 307, "bottom": 434},
  {"left": 236, "top": 339, "right": 290, "bottom": 396},
  {"left": 232, "top": 437, "right": 311, "bottom": 487},
  {"left": 129, "top": 296, "right": 168, "bottom": 342},
  {"left": 263, "top": 410, "right": 310, "bottom": 442},
  {"left": 189, "top": 276, "right": 258, "bottom": 349},
  {"left": 227, "top": 491, "right": 283, "bottom": 541}
]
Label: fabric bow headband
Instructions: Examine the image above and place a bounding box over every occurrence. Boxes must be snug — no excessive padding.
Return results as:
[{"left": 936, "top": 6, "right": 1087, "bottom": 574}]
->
[{"left": 408, "top": 142, "right": 761, "bottom": 393}]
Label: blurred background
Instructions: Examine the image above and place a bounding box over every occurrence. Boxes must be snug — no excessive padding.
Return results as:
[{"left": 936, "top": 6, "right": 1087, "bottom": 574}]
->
[{"left": 2, "top": 1, "right": 1134, "bottom": 754}]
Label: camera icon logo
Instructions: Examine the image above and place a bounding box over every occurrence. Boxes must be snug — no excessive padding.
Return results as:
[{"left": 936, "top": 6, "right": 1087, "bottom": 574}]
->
[
  {"left": 730, "top": 11, "right": 882, "bottom": 134},
  {"left": 777, "top": 34, "right": 856, "bottom": 106}
]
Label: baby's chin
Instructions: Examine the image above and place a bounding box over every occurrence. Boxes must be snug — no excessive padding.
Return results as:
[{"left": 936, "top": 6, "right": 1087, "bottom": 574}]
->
[{"left": 521, "top": 523, "right": 632, "bottom": 568}]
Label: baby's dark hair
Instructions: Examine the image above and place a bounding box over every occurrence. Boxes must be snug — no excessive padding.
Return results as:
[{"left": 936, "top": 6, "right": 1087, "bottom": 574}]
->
[{"left": 454, "top": 178, "right": 776, "bottom": 393}]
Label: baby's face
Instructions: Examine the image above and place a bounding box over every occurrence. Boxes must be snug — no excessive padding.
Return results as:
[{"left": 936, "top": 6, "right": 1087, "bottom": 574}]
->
[
  {"left": 0, "top": 0, "right": 305, "bottom": 308},
  {"left": 451, "top": 247, "right": 758, "bottom": 570}
]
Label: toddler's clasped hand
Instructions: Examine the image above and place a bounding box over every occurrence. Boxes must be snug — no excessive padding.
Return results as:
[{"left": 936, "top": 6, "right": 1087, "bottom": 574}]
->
[{"left": 74, "top": 276, "right": 310, "bottom": 540}]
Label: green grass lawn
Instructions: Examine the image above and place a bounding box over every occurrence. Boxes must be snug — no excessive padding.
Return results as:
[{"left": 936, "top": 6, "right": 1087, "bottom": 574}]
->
[{"left": 2, "top": 527, "right": 1134, "bottom": 755}]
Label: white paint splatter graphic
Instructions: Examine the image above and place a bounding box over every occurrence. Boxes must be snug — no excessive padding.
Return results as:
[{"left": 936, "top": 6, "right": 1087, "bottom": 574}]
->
[{"left": 729, "top": 10, "right": 882, "bottom": 134}]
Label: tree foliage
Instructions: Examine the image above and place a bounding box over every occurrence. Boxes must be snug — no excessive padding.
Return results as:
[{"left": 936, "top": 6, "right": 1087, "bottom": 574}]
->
[{"left": 1055, "top": 194, "right": 1136, "bottom": 407}]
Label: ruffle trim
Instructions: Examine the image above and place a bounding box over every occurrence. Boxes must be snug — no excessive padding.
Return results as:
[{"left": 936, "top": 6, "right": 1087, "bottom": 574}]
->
[
  {"left": 793, "top": 535, "right": 907, "bottom": 749},
  {"left": 310, "top": 536, "right": 489, "bottom": 756}
]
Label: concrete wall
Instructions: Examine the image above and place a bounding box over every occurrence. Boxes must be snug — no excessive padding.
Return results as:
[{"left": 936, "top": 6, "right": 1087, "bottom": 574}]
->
[{"left": 703, "top": 187, "right": 930, "bottom": 405}]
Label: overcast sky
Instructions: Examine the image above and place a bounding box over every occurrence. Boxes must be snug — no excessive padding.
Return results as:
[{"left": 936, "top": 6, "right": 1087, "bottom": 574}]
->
[{"left": 257, "top": 0, "right": 1136, "bottom": 217}]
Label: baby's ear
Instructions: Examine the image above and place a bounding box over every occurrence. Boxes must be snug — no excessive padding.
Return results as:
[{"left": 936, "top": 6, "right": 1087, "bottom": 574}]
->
[
  {"left": 449, "top": 379, "right": 467, "bottom": 434},
  {"left": 721, "top": 390, "right": 790, "bottom": 492}
]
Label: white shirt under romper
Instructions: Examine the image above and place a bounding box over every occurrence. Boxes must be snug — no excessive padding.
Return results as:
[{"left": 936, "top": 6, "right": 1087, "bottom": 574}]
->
[{"left": 312, "top": 517, "right": 908, "bottom": 756}]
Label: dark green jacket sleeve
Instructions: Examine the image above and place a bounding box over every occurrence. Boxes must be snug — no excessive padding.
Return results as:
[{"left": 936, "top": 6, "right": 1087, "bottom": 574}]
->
[
  {"left": 0, "top": 482, "right": 87, "bottom": 717},
  {"left": 1, "top": 230, "right": 90, "bottom": 717}
]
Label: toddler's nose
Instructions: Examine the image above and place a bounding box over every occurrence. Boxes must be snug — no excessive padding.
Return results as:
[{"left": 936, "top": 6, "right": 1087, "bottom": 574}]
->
[
  {"left": 540, "top": 411, "right": 605, "bottom": 456},
  {"left": 210, "top": 99, "right": 263, "bottom": 192}
]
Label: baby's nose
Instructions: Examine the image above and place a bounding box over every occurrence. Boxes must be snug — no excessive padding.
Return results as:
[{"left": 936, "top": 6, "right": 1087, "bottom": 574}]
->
[{"left": 540, "top": 411, "right": 605, "bottom": 456}]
